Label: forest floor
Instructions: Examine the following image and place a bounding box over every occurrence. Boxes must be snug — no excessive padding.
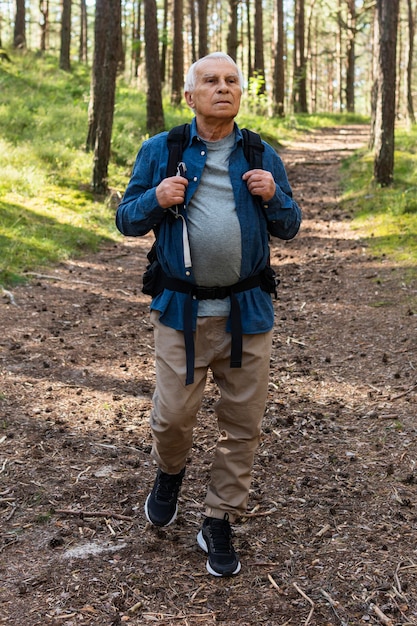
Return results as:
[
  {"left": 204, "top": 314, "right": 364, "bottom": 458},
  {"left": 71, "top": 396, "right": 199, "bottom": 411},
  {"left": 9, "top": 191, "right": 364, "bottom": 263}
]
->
[{"left": 1, "top": 126, "right": 417, "bottom": 626}]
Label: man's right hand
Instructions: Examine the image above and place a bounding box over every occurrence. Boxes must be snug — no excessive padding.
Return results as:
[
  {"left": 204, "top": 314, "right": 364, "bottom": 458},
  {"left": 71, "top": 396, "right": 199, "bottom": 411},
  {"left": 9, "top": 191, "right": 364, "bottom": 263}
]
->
[{"left": 156, "top": 175, "right": 188, "bottom": 209}]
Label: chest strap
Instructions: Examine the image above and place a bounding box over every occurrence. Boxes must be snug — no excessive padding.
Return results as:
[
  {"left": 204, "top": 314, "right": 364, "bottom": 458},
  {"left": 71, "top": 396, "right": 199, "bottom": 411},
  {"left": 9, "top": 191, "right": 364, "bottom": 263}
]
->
[{"left": 162, "top": 273, "right": 264, "bottom": 385}]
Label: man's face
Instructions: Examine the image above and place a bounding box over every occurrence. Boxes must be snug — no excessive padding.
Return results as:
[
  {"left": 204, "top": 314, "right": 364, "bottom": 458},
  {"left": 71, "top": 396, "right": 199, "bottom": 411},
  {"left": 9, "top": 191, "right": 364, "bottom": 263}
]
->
[{"left": 185, "top": 58, "right": 242, "bottom": 123}]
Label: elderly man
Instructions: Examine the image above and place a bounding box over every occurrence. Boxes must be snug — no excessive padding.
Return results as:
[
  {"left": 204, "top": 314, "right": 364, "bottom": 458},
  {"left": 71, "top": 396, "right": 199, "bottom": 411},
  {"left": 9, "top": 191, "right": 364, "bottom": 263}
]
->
[{"left": 116, "top": 52, "right": 301, "bottom": 577}]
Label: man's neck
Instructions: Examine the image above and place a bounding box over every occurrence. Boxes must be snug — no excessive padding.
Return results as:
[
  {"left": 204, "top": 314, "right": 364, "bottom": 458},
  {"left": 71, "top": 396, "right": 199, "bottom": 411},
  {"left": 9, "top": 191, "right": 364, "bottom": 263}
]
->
[{"left": 195, "top": 118, "right": 235, "bottom": 142}]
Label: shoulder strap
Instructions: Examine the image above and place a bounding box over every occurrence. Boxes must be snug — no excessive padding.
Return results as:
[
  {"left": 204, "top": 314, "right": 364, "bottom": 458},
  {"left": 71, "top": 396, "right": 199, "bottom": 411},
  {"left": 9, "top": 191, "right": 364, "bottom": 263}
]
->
[
  {"left": 241, "top": 128, "right": 264, "bottom": 170},
  {"left": 166, "top": 123, "right": 190, "bottom": 177},
  {"left": 167, "top": 124, "right": 263, "bottom": 175}
]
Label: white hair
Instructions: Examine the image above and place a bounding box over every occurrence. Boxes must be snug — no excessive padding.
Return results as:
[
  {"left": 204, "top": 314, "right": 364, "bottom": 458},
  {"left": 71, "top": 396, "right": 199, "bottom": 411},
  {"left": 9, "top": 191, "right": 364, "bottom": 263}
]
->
[{"left": 184, "top": 52, "right": 244, "bottom": 93}]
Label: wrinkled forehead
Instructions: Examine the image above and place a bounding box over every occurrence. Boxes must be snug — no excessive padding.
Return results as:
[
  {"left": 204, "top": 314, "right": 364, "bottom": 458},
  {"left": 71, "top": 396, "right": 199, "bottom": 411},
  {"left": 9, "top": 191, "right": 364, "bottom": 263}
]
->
[{"left": 196, "top": 58, "right": 240, "bottom": 81}]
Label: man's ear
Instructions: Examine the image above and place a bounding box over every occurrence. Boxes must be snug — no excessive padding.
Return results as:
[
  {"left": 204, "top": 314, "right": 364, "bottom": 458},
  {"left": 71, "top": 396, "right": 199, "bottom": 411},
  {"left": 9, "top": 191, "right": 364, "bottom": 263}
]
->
[{"left": 184, "top": 91, "right": 194, "bottom": 108}]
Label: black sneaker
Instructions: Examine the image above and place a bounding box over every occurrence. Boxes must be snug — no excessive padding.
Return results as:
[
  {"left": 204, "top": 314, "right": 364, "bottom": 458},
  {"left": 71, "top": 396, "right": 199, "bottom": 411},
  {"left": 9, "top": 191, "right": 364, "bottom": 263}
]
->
[
  {"left": 144, "top": 467, "right": 185, "bottom": 527},
  {"left": 197, "top": 515, "right": 241, "bottom": 577}
]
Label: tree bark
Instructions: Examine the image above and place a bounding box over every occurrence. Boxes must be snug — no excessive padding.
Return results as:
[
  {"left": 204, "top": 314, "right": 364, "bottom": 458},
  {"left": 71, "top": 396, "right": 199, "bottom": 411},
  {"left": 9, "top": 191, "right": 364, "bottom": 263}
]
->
[
  {"left": 292, "top": 0, "right": 308, "bottom": 112},
  {"left": 59, "top": 0, "right": 72, "bottom": 71},
  {"left": 406, "top": 0, "right": 416, "bottom": 124},
  {"left": 198, "top": 0, "right": 208, "bottom": 58},
  {"left": 371, "top": 0, "right": 400, "bottom": 186},
  {"left": 171, "top": 0, "right": 184, "bottom": 105},
  {"left": 144, "top": 0, "right": 165, "bottom": 134},
  {"left": 39, "top": 0, "right": 49, "bottom": 52},
  {"left": 13, "top": 0, "right": 26, "bottom": 48},
  {"left": 273, "top": 0, "right": 285, "bottom": 116},
  {"left": 227, "top": 0, "right": 239, "bottom": 60},
  {"left": 254, "top": 0, "right": 266, "bottom": 93},
  {"left": 87, "top": 0, "right": 122, "bottom": 194},
  {"left": 79, "top": 0, "right": 88, "bottom": 63}
]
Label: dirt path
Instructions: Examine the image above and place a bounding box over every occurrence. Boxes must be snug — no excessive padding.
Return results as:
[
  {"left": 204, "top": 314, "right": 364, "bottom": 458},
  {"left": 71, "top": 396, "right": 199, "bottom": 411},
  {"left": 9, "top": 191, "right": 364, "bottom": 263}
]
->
[{"left": 1, "top": 127, "right": 416, "bottom": 626}]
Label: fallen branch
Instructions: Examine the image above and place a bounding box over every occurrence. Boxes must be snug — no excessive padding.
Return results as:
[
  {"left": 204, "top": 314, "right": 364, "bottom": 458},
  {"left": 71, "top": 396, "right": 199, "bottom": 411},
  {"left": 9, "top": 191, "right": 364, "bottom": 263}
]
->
[
  {"left": 293, "top": 582, "right": 315, "bottom": 625},
  {"left": 54, "top": 508, "right": 134, "bottom": 521}
]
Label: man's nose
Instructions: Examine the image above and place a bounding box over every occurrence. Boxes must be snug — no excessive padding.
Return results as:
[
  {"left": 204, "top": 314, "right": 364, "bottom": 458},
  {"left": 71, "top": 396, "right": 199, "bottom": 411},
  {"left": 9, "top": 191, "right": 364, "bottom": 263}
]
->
[{"left": 217, "top": 79, "right": 229, "bottom": 91}]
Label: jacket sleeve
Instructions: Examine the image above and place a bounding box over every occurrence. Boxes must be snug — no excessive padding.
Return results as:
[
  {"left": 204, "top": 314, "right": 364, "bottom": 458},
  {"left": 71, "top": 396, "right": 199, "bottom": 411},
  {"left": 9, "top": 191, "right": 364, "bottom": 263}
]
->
[
  {"left": 260, "top": 142, "right": 302, "bottom": 241},
  {"left": 115, "top": 137, "right": 168, "bottom": 237}
]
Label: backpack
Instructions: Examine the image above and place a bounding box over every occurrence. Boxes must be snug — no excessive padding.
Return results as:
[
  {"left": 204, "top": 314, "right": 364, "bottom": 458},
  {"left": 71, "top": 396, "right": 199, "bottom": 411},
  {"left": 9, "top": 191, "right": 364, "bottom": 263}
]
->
[
  {"left": 142, "top": 123, "right": 274, "bottom": 297},
  {"left": 142, "top": 123, "right": 279, "bottom": 384},
  {"left": 166, "top": 123, "right": 264, "bottom": 177}
]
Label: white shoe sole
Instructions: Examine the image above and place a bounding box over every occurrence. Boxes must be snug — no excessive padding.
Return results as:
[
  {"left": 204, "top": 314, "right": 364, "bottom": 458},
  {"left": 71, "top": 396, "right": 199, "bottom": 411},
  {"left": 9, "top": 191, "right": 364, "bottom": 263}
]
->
[
  {"left": 196, "top": 530, "right": 241, "bottom": 577},
  {"left": 144, "top": 494, "right": 178, "bottom": 527}
]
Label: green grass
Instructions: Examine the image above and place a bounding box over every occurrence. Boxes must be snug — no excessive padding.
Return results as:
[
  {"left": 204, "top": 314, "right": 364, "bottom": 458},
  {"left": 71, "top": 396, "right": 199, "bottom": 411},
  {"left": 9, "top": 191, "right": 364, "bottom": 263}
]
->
[
  {"left": 341, "top": 125, "right": 417, "bottom": 269},
  {"left": 0, "top": 51, "right": 416, "bottom": 287}
]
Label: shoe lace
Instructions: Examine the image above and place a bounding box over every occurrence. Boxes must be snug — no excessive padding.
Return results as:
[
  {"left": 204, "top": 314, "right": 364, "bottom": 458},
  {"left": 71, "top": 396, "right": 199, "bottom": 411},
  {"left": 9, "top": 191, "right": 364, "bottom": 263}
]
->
[
  {"left": 155, "top": 472, "right": 182, "bottom": 502},
  {"left": 208, "top": 517, "right": 232, "bottom": 553}
]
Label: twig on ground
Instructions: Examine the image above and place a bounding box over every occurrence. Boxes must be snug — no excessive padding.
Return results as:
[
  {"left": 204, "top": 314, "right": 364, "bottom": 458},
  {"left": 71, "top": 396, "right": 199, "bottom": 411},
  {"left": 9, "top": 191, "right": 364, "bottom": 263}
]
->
[
  {"left": 390, "top": 382, "right": 417, "bottom": 401},
  {"left": 320, "top": 588, "right": 339, "bottom": 608},
  {"left": 54, "top": 508, "right": 134, "bottom": 521},
  {"left": 241, "top": 507, "right": 278, "bottom": 517},
  {"left": 24, "top": 272, "right": 94, "bottom": 286},
  {"left": 293, "top": 582, "right": 315, "bottom": 625},
  {"left": 1, "top": 286, "right": 17, "bottom": 306},
  {"left": 371, "top": 603, "right": 394, "bottom": 626},
  {"left": 268, "top": 574, "right": 284, "bottom": 594},
  {"left": 105, "top": 518, "right": 116, "bottom": 536},
  {"left": 394, "top": 562, "right": 406, "bottom": 599},
  {"left": 316, "top": 523, "right": 332, "bottom": 537},
  {"left": 74, "top": 465, "right": 91, "bottom": 483},
  {"left": 142, "top": 612, "right": 215, "bottom": 621}
]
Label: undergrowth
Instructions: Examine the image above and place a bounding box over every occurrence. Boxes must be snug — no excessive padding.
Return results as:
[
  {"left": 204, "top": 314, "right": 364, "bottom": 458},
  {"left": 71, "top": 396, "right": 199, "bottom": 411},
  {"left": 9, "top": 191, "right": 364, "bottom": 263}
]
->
[{"left": 341, "top": 124, "right": 417, "bottom": 271}]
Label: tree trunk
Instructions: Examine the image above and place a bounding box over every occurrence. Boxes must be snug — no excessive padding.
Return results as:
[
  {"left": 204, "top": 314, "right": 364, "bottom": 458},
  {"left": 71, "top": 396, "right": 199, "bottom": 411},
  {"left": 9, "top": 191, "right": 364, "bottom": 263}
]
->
[
  {"left": 406, "top": 0, "right": 416, "bottom": 124},
  {"left": 144, "top": 0, "right": 165, "bottom": 134},
  {"left": 372, "top": 0, "right": 400, "bottom": 186},
  {"left": 293, "top": 0, "right": 308, "bottom": 112},
  {"left": 198, "top": 0, "right": 208, "bottom": 58},
  {"left": 79, "top": 0, "right": 88, "bottom": 63},
  {"left": 246, "top": 0, "right": 252, "bottom": 83},
  {"left": 13, "top": 0, "right": 26, "bottom": 48},
  {"left": 87, "top": 0, "right": 122, "bottom": 194},
  {"left": 189, "top": 0, "right": 196, "bottom": 62},
  {"left": 273, "top": 0, "right": 285, "bottom": 116},
  {"left": 345, "top": 0, "right": 356, "bottom": 113},
  {"left": 161, "top": 0, "right": 168, "bottom": 82},
  {"left": 59, "top": 0, "right": 72, "bottom": 71},
  {"left": 171, "top": 0, "right": 184, "bottom": 105},
  {"left": 254, "top": 0, "right": 266, "bottom": 93},
  {"left": 39, "top": 0, "right": 49, "bottom": 52},
  {"left": 227, "top": 0, "right": 239, "bottom": 60}
]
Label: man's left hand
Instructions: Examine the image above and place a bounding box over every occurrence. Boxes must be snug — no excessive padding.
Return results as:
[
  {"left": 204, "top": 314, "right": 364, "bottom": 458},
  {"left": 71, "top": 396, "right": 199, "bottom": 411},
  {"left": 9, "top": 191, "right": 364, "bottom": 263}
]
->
[{"left": 242, "top": 169, "right": 276, "bottom": 202}]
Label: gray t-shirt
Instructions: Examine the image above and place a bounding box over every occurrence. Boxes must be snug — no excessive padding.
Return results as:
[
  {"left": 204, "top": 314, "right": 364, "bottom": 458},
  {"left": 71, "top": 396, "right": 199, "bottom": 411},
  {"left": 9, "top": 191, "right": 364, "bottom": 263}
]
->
[{"left": 187, "top": 131, "right": 241, "bottom": 316}]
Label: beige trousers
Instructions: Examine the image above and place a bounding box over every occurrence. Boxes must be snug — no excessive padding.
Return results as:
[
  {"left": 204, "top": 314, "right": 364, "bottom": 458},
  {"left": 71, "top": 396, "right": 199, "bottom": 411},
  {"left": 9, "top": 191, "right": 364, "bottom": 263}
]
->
[{"left": 149, "top": 310, "right": 273, "bottom": 522}]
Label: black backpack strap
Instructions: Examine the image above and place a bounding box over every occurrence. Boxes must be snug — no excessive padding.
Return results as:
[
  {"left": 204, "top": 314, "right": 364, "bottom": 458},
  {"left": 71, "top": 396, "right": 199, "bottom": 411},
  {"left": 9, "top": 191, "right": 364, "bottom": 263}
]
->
[
  {"left": 241, "top": 128, "right": 264, "bottom": 170},
  {"left": 166, "top": 123, "right": 190, "bottom": 177}
]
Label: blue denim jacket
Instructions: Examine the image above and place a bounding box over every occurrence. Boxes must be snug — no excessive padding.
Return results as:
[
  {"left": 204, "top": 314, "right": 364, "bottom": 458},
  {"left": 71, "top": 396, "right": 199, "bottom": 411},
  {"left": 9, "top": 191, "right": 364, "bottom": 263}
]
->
[{"left": 116, "top": 118, "right": 301, "bottom": 334}]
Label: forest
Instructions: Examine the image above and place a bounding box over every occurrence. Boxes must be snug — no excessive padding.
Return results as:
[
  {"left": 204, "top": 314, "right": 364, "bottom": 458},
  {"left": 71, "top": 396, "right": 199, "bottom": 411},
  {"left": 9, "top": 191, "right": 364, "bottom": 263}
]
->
[
  {"left": 1, "top": 0, "right": 416, "bottom": 191},
  {"left": 1, "top": 0, "right": 417, "bottom": 625}
]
